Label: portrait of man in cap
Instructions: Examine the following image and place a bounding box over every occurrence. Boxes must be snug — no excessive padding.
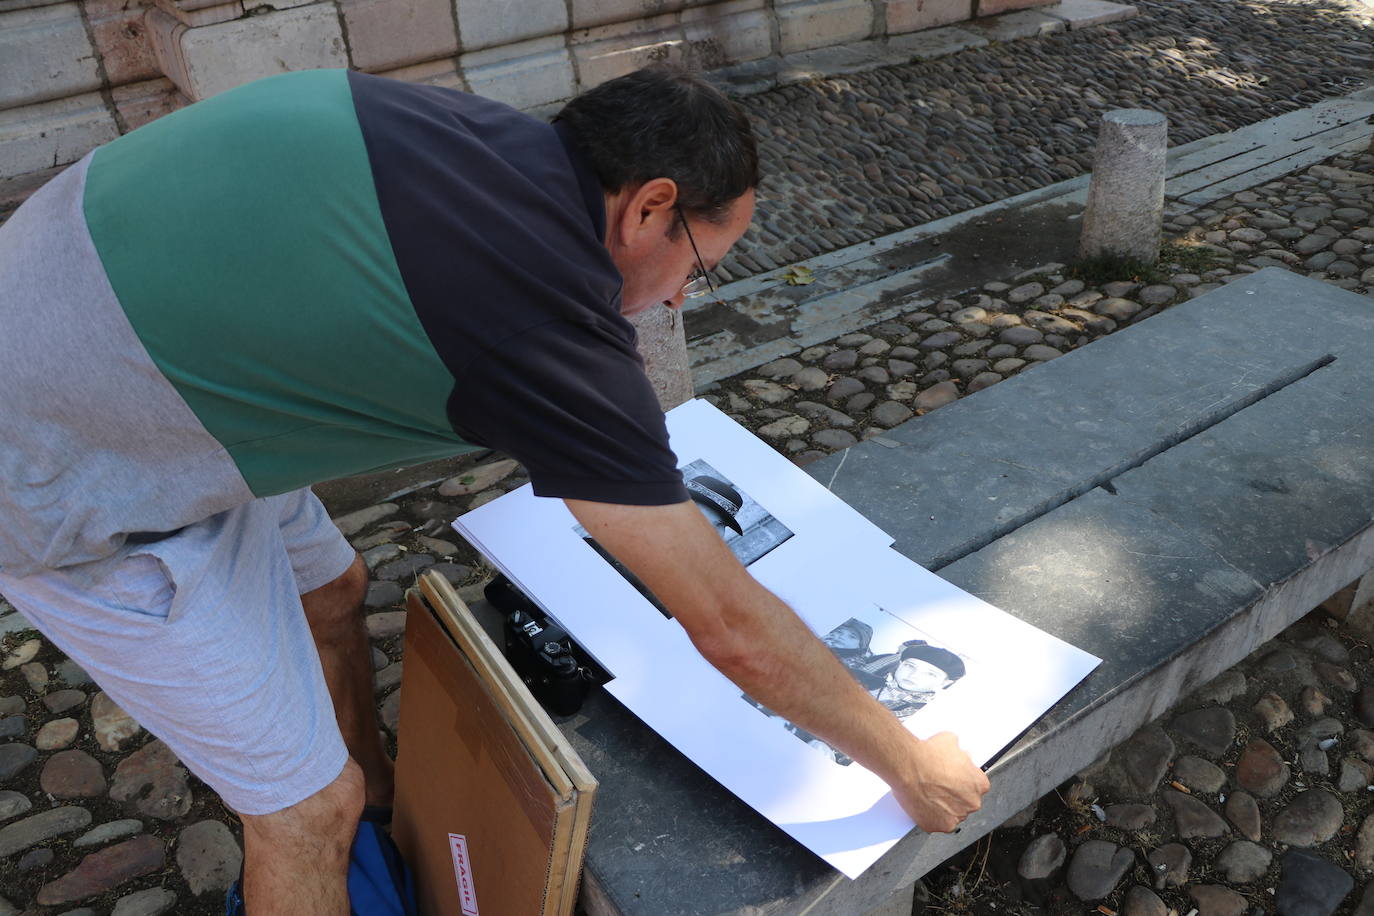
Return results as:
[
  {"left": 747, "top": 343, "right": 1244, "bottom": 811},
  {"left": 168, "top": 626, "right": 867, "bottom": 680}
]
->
[
  {"left": 865, "top": 641, "right": 966, "bottom": 719},
  {"left": 750, "top": 617, "right": 969, "bottom": 766}
]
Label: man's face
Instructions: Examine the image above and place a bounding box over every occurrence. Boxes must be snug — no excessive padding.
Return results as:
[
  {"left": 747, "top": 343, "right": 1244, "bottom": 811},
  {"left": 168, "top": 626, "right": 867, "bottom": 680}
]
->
[
  {"left": 888, "top": 658, "right": 951, "bottom": 696},
  {"left": 823, "top": 625, "right": 864, "bottom": 650},
  {"left": 618, "top": 189, "right": 755, "bottom": 316}
]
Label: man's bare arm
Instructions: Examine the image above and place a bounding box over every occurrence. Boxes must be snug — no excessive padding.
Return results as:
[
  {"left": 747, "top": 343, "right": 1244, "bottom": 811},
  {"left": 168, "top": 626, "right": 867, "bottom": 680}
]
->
[{"left": 566, "top": 498, "right": 989, "bottom": 833}]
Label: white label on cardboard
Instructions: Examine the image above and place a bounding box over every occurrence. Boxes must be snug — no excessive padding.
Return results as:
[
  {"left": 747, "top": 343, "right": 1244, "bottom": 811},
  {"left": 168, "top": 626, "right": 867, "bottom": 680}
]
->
[{"left": 448, "top": 833, "right": 480, "bottom": 915}]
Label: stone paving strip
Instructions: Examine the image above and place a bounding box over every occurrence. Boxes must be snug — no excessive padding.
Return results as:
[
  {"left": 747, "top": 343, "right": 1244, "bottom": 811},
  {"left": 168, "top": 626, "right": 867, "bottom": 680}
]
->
[
  {"left": 685, "top": 88, "right": 1374, "bottom": 386},
  {"left": 2, "top": 127, "right": 1373, "bottom": 916},
  {"left": 716, "top": 0, "right": 1372, "bottom": 286},
  {"left": 698, "top": 150, "right": 1374, "bottom": 466}
]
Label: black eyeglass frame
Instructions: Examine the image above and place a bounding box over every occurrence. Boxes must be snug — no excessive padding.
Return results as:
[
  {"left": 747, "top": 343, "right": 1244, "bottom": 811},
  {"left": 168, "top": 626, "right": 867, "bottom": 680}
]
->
[{"left": 676, "top": 205, "right": 716, "bottom": 300}]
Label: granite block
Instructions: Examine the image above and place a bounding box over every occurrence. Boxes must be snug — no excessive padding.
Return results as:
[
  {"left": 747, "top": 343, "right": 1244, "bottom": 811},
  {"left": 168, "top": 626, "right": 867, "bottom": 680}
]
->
[
  {"left": 0, "top": 92, "right": 118, "bottom": 181},
  {"left": 966, "top": 8, "right": 1064, "bottom": 39},
  {"left": 149, "top": 0, "right": 243, "bottom": 28},
  {"left": 886, "top": 0, "right": 974, "bottom": 34},
  {"left": 460, "top": 33, "right": 574, "bottom": 111},
  {"left": 776, "top": 0, "right": 875, "bottom": 55},
  {"left": 86, "top": 0, "right": 160, "bottom": 86},
  {"left": 0, "top": 3, "right": 101, "bottom": 109},
  {"left": 570, "top": 13, "right": 685, "bottom": 90},
  {"left": 148, "top": 4, "right": 346, "bottom": 100},
  {"left": 976, "top": 0, "right": 1056, "bottom": 15},
  {"left": 455, "top": 0, "right": 566, "bottom": 52},
  {"left": 1038, "top": 0, "right": 1137, "bottom": 29},
  {"left": 110, "top": 76, "right": 186, "bottom": 131},
  {"left": 339, "top": 0, "right": 457, "bottom": 71},
  {"left": 682, "top": 0, "right": 773, "bottom": 67},
  {"left": 569, "top": 0, "right": 705, "bottom": 30}
]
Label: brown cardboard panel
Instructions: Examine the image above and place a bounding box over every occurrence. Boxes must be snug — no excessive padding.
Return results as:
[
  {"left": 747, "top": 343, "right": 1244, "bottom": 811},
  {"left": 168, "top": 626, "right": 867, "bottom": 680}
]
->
[
  {"left": 395, "top": 592, "right": 567, "bottom": 916},
  {"left": 418, "top": 574, "right": 585, "bottom": 799},
  {"left": 414, "top": 617, "right": 562, "bottom": 835},
  {"left": 421, "top": 575, "right": 599, "bottom": 798},
  {"left": 415, "top": 573, "right": 599, "bottom": 915}
]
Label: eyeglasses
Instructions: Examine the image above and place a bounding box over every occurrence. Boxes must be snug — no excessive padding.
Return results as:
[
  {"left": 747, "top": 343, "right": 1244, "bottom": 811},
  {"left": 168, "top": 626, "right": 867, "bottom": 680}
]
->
[{"left": 677, "top": 206, "right": 716, "bottom": 300}]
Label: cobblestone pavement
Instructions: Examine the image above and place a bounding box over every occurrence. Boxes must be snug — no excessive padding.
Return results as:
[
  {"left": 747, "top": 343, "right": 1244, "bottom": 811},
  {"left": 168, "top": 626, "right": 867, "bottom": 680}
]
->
[
  {"left": 718, "top": 0, "right": 1372, "bottom": 284},
  {"left": 5, "top": 37, "right": 1374, "bottom": 916}
]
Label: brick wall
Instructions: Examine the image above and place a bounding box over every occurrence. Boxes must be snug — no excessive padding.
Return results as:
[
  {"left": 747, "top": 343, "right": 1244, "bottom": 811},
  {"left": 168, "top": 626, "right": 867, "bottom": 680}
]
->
[{"left": 0, "top": 0, "right": 1051, "bottom": 185}]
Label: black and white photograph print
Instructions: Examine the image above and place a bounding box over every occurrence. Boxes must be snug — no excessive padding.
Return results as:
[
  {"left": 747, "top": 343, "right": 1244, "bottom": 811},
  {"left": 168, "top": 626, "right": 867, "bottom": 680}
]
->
[
  {"left": 573, "top": 458, "right": 795, "bottom": 618},
  {"left": 677, "top": 458, "right": 793, "bottom": 567},
  {"left": 744, "top": 608, "right": 970, "bottom": 766}
]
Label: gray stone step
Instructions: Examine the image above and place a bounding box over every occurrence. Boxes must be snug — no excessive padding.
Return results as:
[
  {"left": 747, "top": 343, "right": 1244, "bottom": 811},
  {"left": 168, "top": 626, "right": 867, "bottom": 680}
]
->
[{"left": 806, "top": 267, "right": 1374, "bottom": 883}]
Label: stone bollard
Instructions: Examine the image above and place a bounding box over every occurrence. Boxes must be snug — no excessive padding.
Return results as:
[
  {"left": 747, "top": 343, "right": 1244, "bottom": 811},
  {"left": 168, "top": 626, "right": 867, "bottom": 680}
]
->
[
  {"left": 628, "top": 303, "right": 694, "bottom": 411},
  {"left": 1078, "top": 109, "right": 1168, "bottom": 264}
]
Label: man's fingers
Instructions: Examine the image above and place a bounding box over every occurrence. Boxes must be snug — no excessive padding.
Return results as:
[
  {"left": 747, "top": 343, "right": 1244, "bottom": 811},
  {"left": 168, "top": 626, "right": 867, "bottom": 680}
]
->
[
  {"left": 918, "top": 814, "right": 958, "bottom": 834},
  {"left": 910, "top": 796, "right": 983, "bottom": 835},
  {"left": 918, "top": 808, "right": 972, "bottom": 834},
  {"left": 901, "top": 733, "right": 991, "bottom": 834}
]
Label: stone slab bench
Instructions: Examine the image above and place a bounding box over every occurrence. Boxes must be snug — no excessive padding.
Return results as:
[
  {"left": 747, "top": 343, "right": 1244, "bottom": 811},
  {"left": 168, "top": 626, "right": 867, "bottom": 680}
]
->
[{"left": 532, "top": 268, "right": 1374, "bottom": 915}]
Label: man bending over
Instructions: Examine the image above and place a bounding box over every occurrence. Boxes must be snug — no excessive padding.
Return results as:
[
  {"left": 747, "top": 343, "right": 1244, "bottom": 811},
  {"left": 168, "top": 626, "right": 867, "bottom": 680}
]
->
[{"left": 0, "top": 64, "right": 987, "bottom": 913}]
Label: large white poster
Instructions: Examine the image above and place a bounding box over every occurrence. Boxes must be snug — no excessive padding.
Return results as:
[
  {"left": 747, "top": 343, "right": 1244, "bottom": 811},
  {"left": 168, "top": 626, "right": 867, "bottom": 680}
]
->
[{"left": 454, "top": 399, "right": 1099, "bottom": 878}]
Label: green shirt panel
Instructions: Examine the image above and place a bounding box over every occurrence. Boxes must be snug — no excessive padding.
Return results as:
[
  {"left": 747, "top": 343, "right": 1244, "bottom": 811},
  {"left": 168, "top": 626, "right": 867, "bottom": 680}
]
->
[{"left": 83, "top": 69, "right": 468, "bottom": 497}]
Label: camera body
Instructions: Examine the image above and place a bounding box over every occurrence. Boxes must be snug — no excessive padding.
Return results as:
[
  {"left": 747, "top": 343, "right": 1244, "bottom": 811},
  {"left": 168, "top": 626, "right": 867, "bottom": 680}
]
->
[{"left": 486, "top": 575, "right": 600, "bottom": 716}]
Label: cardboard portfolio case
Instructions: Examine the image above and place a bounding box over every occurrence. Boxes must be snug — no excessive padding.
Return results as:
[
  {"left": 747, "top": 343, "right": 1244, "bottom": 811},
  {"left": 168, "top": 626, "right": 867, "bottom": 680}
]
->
[{"left": 394, "top": 572, "right": 596, "bottom": 916}]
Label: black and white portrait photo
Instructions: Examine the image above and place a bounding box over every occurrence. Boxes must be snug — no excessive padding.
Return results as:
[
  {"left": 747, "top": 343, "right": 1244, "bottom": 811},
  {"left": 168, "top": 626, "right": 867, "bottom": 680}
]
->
[
  {"left": 573, "top": 458, "right": 794, "bottom": 618},
  {"left": 745, "top": 611, "right": 969, "bottom": 766}
]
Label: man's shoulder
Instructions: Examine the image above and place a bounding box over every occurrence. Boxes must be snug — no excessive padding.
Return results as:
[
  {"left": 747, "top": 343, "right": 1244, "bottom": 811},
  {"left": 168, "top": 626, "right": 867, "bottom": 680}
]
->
[
  {"left": 351, "top": 74, "right": 624, "bottom": 368},
  {"left": 346, "top": 71, "right": 536, "bottom": 124},
  {"left": 346, "top": 72, "right": 562, "bottom": 181}
]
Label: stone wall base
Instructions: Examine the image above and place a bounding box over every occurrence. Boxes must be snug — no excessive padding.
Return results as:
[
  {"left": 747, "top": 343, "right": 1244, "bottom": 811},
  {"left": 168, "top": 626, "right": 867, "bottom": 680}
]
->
[{"left": 0, "top": 0, "right": 1138, "bottom": 184}]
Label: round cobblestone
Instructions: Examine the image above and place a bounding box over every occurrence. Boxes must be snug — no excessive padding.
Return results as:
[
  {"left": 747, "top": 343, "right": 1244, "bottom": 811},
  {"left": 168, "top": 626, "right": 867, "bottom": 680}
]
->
[
  {"left": 812, "top": 429, "right": 858, "bottom": 450},
  {"left": 792, "top": 367, "right": 830, "bottom": 391},
  {"left": 36, "top": 717, "right": 80, "bottom": 751},
  {"left": 998, "top": 326, "right": 1043, "bottom": 347},
  {"left": 870, "top": 401, "right": 914, "bottom": 427},
  {"left": 823, "top": 349, "right": 858, "bottom": 370},
  {"left": 1272, "top": 789, "right": 1343, "bottom": 846},
  {"left": 826, "top": 378, "right": 866, "bottom": 402},
  {"left": 1095, "top": 298, "right": 1141, "bottom": 321}
]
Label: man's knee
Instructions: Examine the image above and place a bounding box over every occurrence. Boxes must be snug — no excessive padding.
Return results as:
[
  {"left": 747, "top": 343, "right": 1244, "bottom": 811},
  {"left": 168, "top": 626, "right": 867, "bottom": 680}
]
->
[
  {"left": 242, "top": 758, "right": 365, "bottom": 854},
  {"left": 302, "top": 555, "right": 368, "bottom": 631}
]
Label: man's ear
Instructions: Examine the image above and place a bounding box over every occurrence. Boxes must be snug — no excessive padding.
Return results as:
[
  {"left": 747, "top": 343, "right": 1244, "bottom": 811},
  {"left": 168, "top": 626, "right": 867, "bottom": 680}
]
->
[{"left": 615, "top": 177, "right": 678, "bottom": 246}]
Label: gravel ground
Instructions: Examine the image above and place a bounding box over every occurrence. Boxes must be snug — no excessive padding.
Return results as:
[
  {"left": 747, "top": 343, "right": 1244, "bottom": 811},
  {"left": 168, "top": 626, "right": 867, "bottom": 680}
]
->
[
  {"left": 718, "top": 0, "right": 1373, "bottom": 283},
  {"left": 925, "top": 610, "right": 1374, "bottom": 916}
]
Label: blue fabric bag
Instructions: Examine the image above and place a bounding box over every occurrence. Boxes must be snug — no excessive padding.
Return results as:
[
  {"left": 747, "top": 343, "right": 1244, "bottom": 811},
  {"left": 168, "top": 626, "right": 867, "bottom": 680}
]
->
[{"left": 225, "top": 818, "right": 418, "bottom": 915}]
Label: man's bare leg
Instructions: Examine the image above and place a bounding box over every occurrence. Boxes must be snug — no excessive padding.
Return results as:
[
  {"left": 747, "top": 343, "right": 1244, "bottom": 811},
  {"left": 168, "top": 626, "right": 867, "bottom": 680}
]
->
[
  {"left": 241, "top": 759, "right": 364, "bottom": 915},
  {"left": 302, "top": 555, "right": 394, "bottom": 807}
]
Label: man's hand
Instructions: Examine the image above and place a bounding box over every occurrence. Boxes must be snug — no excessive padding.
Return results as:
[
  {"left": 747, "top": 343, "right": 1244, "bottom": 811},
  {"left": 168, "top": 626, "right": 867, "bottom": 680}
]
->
[
  {"left": 565, "top": 498, "right": 990, "bottom": 833},
  {"left": 896, "top": 733, "right": 989, "bottom": 833}
]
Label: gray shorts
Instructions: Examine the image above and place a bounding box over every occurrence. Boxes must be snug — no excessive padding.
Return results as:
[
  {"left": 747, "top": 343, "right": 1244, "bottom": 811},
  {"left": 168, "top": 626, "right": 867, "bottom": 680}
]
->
[{"left": 0, "top": 489, "right": 356, "bottom": 815}]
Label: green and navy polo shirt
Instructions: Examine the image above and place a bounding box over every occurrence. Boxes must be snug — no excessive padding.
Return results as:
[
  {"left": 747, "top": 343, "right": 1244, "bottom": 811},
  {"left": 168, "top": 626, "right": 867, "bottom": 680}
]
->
[{"left": 0, "top": 68, "right": 686, "bottom": 576}]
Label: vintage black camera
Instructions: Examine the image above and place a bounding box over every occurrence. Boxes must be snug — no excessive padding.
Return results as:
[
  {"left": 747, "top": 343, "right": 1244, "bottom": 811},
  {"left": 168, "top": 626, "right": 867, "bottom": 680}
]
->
[{"left": 485, "top": 574, "right": 602, "bottom": 716}]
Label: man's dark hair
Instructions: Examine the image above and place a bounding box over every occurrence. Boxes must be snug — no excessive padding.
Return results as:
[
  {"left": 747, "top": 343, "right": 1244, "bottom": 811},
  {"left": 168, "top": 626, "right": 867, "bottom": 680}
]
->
[{"left": 554, "top": 64, "right": 759, "bottom": 226}]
